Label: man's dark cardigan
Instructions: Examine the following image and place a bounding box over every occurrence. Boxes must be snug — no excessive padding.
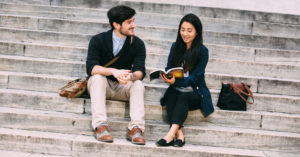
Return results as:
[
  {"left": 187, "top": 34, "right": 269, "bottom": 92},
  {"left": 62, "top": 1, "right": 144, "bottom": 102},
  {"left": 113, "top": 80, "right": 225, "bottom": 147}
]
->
[{"left": 86, "top": 29, "right": 146, "bottom": 82}]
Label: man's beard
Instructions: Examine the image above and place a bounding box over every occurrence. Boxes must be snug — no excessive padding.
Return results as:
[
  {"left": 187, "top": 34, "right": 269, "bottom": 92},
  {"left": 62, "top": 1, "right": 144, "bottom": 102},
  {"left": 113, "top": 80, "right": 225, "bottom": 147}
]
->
[{"left": 120, "top": 26, "right": 133, "bottom": 36}]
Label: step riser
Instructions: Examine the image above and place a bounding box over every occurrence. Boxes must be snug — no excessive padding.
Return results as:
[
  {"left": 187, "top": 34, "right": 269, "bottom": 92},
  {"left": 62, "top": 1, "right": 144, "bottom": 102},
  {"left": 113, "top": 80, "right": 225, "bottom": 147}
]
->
[
  {"left": 2, "top": 53, "right": 300, "bottom": 83},
  {"left": 146, "top": 55, "right": 300, "bottom": 80},
  {"left": 184, "top": 127, "right": 300, "bottom": 153},
  {"left": 254, "top": 49, "right": 300, "bottom": 63},
  {"left": 2, "top": 0, "right": 300, "bottom": 25},
  {"left": 262, "top": 114, "right": 300, "bottom": 133},
  {"left": 1, "top": 16, "right": 300, "bottom": 50},
  {"left": 2, "top": 28, "right": 300, "bottom": 52},
  {"left": 0, "top": 151, "right": 70, "bottom": 157},
  {"left": 85, "top": 101, "right": 300, "bottom": 133},
  {"left": 0, "top": 74, "right": 7, "bottom": 88},
  {"left": 84, "top": 101, "right": 264, "bottom": 131},
  {"left": 1, "top": 87, "right": 299, "bottom": 115},
  {"left": 252, "top": 22, "right": 300, "bottom": 38},
  {"left": 2, "top": 65, "right": 300, "bottom": 97},
  {"left": 0, "top": 14, "right": 253, "bottom": 36},
  {"left": 0, "top": 112, "right": 299, "bottom": 153},
  {"left": 3, "top": 14, "right": 300, "bottom": 39},
  {"left": 0, "top": 1, "right": 299, "bottom": 156},
  {"left": 0, "top": 9, "right": 107, "bottom": 24},
  {"left": 0, "top": 42, "right": 87, "bottom": 61},
  {"left": 6, "top": 74, "right": 70, "bottom": 93},
  {"left": 145, "top": 72, "right": 259, "bottom": 93},
  {"left": 0, "top": 28, "right": 91, "bottom": 47},
  {"left": 249, "top": 94, "right": 300, "bottom": 114},
  {"left": 206, "top": 59, "right": 300, "bottom": 81},
  {"left": 258, "top": 79, "right": 300, "bottom": 96},
  {"left": 2, "top": 56, "right": 300, "bottom": 96},
  {"left": 0, "top": 132, "right": 73, "bottom": 156},
  {"left": 2, "top": 41, "right": 300, "bottom": 65},
  {"left": 0, "top": 92, "right": 264, "bottom": 131},
  {"left": 1, "top": 91, "right": 299, "bottom": 133},
  {"left": 0, "top": 57, "right": 85, "bottom": 77},
  {"left": 0, "top": 91, "right": 84, "bottom": 114},
  {"left": 1, "top": 73, "right": 300, "bottom": 114},
  {"left": 0, "top": 129, "right": 262, "bottom": 157}
]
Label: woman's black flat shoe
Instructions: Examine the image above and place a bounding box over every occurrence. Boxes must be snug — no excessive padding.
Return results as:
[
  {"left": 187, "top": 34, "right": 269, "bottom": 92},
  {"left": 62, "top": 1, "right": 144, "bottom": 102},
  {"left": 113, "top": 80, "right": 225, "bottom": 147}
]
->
[
  {"left": 155, "top": 138, "right": 174, "bottom": 146},
  {"left": 174, "top": 138, "right": 185, "bottom": 147}
]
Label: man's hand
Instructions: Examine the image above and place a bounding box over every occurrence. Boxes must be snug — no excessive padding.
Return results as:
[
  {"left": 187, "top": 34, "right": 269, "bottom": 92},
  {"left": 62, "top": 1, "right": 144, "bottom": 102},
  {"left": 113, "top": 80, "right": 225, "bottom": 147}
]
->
[
  {"left": 112, "top": 69, "right": 131, "bottom": 84},
  {"left": 160, "top": 73, "right": 175, "bottom": 85}
]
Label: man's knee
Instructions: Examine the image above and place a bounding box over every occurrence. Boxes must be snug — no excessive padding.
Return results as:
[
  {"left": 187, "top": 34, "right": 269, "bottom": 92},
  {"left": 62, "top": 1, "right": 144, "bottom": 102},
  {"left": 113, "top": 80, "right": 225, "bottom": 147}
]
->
[
  {"left": 90, "top": 74, "right": 106, "bottom": 81},
  {"left": 88, "top": 74, "right": 107, "bottom": 87},
  {"left": 131, "top": 80, "right": 145, "bottom": 93}
]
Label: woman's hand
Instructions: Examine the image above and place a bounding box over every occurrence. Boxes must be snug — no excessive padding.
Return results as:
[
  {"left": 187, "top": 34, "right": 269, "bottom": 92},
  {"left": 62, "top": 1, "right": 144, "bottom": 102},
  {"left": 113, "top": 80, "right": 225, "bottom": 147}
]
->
[{"left": 160, "top": 73, "right": 175, "bottom": 85}]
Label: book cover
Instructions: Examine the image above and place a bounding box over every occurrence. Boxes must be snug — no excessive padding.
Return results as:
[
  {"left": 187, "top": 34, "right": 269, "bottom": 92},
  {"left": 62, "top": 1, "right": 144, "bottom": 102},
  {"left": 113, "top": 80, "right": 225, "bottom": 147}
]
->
[{"left": 149, "top": 67, "right": 184, "bottom": 81}]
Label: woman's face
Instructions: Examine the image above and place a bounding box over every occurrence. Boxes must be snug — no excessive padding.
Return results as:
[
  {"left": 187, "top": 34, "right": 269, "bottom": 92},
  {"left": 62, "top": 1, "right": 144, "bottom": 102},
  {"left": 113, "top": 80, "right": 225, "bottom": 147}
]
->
[{"left": 180, "top": 21, "right": 197, "bottom": 47}]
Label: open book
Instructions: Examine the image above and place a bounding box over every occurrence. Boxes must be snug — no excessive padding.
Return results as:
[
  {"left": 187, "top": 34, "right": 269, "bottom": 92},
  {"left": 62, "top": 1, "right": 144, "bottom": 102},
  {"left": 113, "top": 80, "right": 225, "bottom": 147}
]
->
[{"left": 149, "top": 67, "right": 184, "bottom": 81}]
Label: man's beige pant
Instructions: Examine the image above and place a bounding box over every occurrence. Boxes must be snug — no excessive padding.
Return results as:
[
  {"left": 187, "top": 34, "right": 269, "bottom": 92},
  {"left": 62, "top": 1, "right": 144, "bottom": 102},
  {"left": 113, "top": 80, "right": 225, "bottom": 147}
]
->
[{"left": 87, "top": 74, "right": 145, "bottom": 132}]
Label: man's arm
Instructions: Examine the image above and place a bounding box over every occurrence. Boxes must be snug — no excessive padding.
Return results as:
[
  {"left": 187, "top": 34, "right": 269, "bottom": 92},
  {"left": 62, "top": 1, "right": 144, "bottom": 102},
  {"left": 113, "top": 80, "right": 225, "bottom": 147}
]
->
[
  {"left": 132, "top": 71, "right": 143, "bottom": 81},
  {"left": 92, "top": 65, "right": 131, "bottom": 85},
  {"left": 131, "top": 39, "right": 146, "bottom": 80},
  {"left": 91, "top": 65, "right": 116, "bottom": 76},
  {"left": 87, "top": 36, "right": 131, "bottom": 84}
]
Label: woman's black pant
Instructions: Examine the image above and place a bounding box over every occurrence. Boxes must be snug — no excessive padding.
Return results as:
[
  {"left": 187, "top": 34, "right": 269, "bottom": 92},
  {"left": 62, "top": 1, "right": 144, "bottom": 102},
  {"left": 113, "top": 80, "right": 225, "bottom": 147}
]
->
[{"left": 164, "top": 87, "right": 202, "bottom": 128}]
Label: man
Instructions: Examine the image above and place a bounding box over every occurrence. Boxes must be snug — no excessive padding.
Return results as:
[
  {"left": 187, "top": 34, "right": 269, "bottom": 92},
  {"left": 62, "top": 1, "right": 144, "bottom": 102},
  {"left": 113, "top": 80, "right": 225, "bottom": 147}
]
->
[{"left": 86, "top": 5, "right": 146, "bottom": 145}]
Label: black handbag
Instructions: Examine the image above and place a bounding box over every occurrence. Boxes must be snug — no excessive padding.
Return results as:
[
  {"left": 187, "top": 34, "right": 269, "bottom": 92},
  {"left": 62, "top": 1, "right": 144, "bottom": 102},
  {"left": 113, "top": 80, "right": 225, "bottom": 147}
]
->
[{"left": 217, "top": 82, "right": 254, "bottom": 111}]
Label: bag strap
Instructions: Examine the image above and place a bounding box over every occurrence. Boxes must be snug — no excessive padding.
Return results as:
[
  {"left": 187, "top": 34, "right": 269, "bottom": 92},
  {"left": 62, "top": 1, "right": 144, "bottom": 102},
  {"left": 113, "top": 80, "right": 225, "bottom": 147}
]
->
[
  {"left": 230, "top": 82, "right": 254, "bottom": 104},
  {"left": 103, "top": 56, "right": 120, "bottom": 68}
]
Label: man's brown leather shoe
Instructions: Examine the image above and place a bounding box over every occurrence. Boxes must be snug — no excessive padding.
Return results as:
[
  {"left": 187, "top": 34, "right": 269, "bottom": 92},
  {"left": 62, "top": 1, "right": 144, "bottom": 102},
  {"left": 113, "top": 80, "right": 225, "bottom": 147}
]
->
[
  {"left": 127, "top": 127, "right": 145, "bottom": 145},
  {"left": 94, "top": 125, "right": 113, "bottom": 142}
]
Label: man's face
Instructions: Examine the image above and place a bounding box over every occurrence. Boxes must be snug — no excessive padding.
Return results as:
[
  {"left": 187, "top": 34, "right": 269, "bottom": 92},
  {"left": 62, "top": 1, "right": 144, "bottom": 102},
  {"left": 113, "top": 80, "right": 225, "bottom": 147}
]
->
[{"left": 117, "top": 17, "right": 136, "bottom": 36}]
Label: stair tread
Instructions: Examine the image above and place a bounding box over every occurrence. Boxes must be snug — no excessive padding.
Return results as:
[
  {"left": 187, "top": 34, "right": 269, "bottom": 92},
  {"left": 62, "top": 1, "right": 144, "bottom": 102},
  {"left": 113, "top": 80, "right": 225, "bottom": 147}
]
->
[
  {"left": 0, "top": 127, "right": 267, "bottom": 156},
  {"left": 1, "top": 126, "right": 300, "bottom": 157},
  {"left": 0, "top": 106, "right": 299, "bottom": 137},
  {"left": 1, "top": 53, "right": 300, "bottom": 82},
  {"left": 0, "top": 0, "right": 300, "bottom": 156},
  {"left": 0, "top": 150, "right": 70, "bottom": 157},
  {"left": 1, "top": 73, "right": 300, "bottom": 98}
]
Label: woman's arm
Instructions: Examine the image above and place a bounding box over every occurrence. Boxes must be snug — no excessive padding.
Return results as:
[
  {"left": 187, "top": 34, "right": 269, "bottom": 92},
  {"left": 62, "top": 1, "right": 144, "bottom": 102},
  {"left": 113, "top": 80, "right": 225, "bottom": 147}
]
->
[
  {"left": 173, "top": 46, "right": 209, "bottom": 88},
  {"left": 165, "top": 43, "right": 175, "bottom": 72}
]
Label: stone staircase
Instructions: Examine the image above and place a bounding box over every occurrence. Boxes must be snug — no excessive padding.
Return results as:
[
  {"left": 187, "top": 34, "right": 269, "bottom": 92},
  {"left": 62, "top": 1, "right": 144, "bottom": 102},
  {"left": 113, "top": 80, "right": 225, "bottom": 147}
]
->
[{"left": 0, "top": 0, "right": 299, "bottom": 156}]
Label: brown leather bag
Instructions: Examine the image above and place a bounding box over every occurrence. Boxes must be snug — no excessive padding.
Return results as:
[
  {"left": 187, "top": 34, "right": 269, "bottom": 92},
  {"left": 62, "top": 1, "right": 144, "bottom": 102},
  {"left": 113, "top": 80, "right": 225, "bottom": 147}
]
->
[
  {"left": 59, "top": 36, "right": 133, "bottom": 98},
  {"left": 59, "top": 56, "right": 120, "bottom": 98}
]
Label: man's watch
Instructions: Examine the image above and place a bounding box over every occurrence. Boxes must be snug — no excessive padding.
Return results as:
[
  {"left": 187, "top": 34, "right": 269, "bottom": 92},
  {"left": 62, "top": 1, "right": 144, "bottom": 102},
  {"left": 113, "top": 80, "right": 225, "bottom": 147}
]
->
[{"left": 131, "top": 73, "right": 134, "bottom": 81}]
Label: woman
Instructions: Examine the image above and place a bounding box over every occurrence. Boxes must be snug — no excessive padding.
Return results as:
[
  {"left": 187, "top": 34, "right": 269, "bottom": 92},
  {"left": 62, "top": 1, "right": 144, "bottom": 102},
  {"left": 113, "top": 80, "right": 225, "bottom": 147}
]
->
[{"left": 156, "top": 14, "right": 214, "bottom": 147}]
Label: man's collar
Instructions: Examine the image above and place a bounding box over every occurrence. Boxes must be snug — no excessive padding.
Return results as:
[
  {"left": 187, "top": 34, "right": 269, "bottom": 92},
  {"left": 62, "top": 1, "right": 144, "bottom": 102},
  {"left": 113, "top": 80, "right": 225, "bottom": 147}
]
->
[{"left": 113, "top": 30, "right": 127, "bottom": 41}]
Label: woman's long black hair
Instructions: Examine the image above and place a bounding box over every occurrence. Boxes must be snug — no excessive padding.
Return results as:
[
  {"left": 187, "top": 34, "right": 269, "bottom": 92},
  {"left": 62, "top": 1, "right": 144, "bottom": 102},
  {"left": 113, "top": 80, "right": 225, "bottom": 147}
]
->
[{"left": 171, "top": 13, "right": 203, "bottom": 72}]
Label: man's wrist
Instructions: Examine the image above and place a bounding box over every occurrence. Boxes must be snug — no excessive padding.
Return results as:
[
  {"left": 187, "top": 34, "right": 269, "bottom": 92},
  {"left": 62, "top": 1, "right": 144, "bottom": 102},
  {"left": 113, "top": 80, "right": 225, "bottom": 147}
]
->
[{"left": 131, "top": 73, "right": 134, "bottom": 81}]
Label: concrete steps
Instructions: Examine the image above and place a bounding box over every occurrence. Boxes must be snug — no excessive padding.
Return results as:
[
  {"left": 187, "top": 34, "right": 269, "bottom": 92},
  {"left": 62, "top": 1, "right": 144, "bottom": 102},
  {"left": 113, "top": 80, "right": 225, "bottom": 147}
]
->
[
  {"left": 1, "top": 54, "right": 300, "bottom": 97},
  {"left": 146, "top": 54, "right": 300, "bottom": 80},
  {"left": 1, "top": 54, "right": 300, "bottom": 96},
  {"left": 2, "top": 23, "right": 300, "bottom": 51},
  {"left": 0, "top": 107, "right": 299, "bottom": 154},
  {"left": 1, "top": 71, "right": 300, "bottom": 113},
  {"left": 4, "top": 128, "right": 297, "bottom": 157},
  {"left": 0, "top": 88, "right": 299, "bottom": 134},
  {"left": 1, "top": 40, "right": 300, "bottom": 65},
  {"left": 1, "top": 10, "right": 300, "bottom": 50},
  {"left": 0, "top": 150, "right": 70, "bottom": 157},
  {"left": 2, "top": 0, "right": 300, "bottom": 25},
  {"left": 2, "top": 52, "right": 300, "bottom": 81},
  {"left": 0, "top": 0, "right": 300, "bottom": 156},
  {"left": 1, "top": 4, "right": 300, "bottom": 38}
]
